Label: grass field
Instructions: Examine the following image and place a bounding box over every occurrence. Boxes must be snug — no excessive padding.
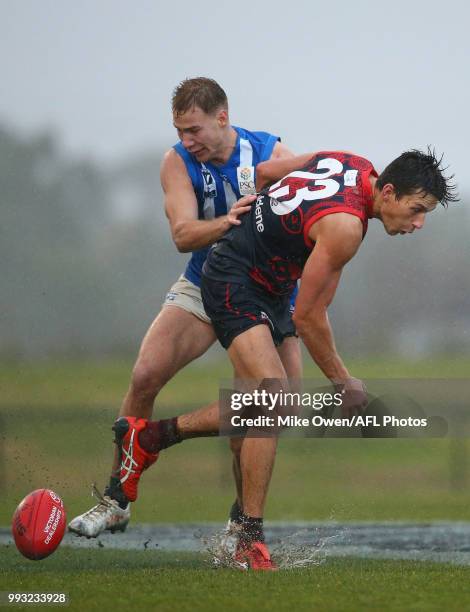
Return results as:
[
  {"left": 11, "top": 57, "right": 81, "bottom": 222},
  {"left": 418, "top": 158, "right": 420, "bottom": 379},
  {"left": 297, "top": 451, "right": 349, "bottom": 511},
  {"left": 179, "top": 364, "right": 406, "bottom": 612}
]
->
[
  {"left": 1, "top": 357, "right": 470, "bottom": 525},
  {"left": 2, "top": 547, "right": 470, "bottom": 612},
  {"left": 3, "top": 419, "right": 470, "bottom": 525},
  {"left": 1, "top": 356, "right": 469, "bottom": 610},
  {"left": 1, "top": 354, "right": 469, "bottom": 408}
]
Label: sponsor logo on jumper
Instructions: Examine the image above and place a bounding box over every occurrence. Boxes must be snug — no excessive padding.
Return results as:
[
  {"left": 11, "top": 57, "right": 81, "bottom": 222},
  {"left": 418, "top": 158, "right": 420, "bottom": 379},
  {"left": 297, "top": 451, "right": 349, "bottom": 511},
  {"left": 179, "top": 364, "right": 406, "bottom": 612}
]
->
[
  {"left": 255, "top": 195, "right": 265, "bottom": 232},
  {"left": 237, "top": 166, "right": 256, "bottom": 195},
  {"left": 344, "top": 169, "right": 358, "bottom": 187}
]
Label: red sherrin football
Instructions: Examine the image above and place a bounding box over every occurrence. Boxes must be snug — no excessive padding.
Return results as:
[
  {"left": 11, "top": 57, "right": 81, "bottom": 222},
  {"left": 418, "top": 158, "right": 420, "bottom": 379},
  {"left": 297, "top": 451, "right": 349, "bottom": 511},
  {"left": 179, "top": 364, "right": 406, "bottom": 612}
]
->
[{"left": 12, "top": 489, "right": 66, "bottom": 560}]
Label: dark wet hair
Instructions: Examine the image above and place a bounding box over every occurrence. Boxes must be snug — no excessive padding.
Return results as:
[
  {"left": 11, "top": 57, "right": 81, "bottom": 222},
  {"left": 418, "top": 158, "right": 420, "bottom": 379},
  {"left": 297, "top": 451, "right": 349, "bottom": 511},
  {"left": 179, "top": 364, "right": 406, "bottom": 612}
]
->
[
  {"left": 376, "top": 148, "right": 458, "bottom": 207},
  {"left": 172, "top": 77, "right": 228, "bottom": 117}
]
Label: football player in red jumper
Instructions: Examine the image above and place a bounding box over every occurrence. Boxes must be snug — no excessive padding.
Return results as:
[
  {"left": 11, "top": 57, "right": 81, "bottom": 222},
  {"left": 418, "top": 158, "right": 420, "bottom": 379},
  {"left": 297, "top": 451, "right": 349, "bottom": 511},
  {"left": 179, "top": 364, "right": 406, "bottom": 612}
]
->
[{"left": 196, "top": 148, "right": 457, "bottom": 568}]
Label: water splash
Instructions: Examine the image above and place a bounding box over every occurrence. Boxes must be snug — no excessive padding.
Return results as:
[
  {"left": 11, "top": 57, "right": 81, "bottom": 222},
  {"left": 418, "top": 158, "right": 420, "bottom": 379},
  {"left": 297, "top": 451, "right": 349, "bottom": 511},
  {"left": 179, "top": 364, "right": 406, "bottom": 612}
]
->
[
  {"left": 199, "top": 523, "right": 351, "bottom": 570},
  {"left": 199, "top": 525, "right": 247, "bottom": 569},
  {"left": 271, "top": 527, "right": 347, "bottom": 569}
]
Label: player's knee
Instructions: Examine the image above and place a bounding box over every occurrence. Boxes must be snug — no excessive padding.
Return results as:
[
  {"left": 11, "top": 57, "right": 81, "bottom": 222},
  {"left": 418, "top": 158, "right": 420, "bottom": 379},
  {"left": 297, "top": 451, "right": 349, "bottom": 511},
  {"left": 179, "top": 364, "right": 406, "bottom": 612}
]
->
[
  {"left": 130, "top": 360, "right": 168, "bottom": 398},
  {"left": 259, "top": 377, "right": 290, "bottom": 395}
]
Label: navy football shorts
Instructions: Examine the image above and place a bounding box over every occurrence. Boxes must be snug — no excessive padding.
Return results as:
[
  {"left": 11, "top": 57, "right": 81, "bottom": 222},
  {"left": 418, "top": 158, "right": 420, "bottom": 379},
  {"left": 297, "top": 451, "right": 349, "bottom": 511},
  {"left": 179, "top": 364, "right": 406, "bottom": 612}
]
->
[{"left": 201, "top": 275, "right": 296, "bottom": 349}]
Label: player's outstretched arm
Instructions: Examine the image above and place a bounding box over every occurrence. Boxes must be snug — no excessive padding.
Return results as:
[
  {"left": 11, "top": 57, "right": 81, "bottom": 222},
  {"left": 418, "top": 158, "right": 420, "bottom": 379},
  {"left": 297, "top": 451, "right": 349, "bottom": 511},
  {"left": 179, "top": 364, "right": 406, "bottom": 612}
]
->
[
  {"left": 161, "top": 149, "right": 256, "bottom": 252},
  {"left": 293, "top": 213, "right": 363, "bottom": 381},
  {"left": 256, "top": 152, "right": 314, "bottom": 191},
  {"left": 271, "top": 141, "right": 296, "bottom": 160}
]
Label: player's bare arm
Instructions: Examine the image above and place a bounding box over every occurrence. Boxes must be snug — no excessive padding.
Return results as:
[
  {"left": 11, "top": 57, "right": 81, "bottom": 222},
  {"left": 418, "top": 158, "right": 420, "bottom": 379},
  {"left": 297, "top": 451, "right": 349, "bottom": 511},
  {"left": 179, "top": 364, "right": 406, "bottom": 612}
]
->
[
  {"left": 161, "top": 149, "right": 256, "bottom": 252},
  {"left": 293, "top": 213, "right": 363, "bottom": 381},
  {"left": 256, "top": 149, "right": 356, "bottom": 191},
  {"left": 256, "top": 152, "right": 314, "bottom": 191},
  {"left": 270, "top": 141, "right": 295, "bottom": 160}
]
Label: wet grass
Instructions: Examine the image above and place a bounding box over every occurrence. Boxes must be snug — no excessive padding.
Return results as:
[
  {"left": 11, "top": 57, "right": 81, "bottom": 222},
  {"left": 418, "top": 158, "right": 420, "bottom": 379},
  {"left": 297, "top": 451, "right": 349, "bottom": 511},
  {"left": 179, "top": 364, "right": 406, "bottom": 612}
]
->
[
  {"left": 1, "top": 546, "right": 470, "bottom": 611},
  {"left": 1, "top": 354, "right": 469, "bottom": 408},
  {"left": 2, "top": 413, "right": 470, "bottom": 525},
  {"left": 1, "top": 357, "right": 470, "bottom": 525}
]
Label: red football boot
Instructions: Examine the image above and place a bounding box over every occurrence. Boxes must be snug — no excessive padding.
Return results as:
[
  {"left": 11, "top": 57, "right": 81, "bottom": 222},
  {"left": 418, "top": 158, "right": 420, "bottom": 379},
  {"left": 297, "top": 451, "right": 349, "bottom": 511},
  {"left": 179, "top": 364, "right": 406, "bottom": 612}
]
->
[
  {"left": 112, "top": 417, "right": 158, "bottom": 502},
  {"left": 234, "top": 540, "right": 278, "bottom": 571}
]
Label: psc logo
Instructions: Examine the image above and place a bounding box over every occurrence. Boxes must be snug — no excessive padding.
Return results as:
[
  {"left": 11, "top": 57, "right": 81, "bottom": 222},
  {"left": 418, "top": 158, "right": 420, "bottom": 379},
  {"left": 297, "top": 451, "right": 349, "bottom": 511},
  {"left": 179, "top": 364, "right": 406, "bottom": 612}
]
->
[
  {"left": 239, "top": 167, "right": 251, "bottom": 180},
  {"left": 237, "top": 166, "right": 256, "bottom": 195}
]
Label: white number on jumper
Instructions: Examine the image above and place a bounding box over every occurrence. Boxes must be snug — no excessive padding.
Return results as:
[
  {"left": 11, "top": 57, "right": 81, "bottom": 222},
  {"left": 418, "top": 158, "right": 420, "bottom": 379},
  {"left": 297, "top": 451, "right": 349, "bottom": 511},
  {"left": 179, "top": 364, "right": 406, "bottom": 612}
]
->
[{"left": 268, "top": 158, "right": 343, "bottom": 215}]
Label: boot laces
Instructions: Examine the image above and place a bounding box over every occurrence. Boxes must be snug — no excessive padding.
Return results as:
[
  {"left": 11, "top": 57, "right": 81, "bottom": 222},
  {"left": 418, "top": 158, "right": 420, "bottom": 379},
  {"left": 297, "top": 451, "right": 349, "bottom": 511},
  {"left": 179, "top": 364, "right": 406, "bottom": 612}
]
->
[{"left": 80, "top": 483, "right": 116, "bottom": 519}]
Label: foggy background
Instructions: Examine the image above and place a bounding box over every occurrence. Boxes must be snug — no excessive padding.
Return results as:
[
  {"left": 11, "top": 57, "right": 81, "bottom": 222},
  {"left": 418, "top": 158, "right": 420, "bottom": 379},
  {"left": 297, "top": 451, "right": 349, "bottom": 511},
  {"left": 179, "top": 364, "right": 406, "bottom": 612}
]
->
[{"left": 1, "top": 0, "right": 469, "bottom": 360}]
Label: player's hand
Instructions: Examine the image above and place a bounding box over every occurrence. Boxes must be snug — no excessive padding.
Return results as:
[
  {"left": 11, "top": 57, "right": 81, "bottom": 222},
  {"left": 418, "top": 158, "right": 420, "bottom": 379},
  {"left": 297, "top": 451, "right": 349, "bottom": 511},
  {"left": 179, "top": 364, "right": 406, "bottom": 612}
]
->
[
  {"left": 227, "top": 195, "right": 257, "bottom": 226},
  {"left": 334, "top": 377, "right": 368, "bottom": 418}
]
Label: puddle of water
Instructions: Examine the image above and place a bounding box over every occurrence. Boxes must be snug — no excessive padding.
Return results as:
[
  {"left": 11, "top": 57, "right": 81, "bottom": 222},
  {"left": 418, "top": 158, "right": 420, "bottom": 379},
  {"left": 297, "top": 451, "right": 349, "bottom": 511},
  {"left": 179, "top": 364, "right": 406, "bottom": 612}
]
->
[{"left": 4, "top": 523, "right": 470, "bottom": 566}]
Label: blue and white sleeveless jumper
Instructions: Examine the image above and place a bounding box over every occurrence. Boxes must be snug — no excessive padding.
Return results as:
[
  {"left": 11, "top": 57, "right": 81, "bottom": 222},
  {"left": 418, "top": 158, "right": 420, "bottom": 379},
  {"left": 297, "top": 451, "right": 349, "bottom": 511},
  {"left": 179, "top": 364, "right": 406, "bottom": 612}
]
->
[{"left": 174, "top": 126, "right": 279, "bottom": 286}]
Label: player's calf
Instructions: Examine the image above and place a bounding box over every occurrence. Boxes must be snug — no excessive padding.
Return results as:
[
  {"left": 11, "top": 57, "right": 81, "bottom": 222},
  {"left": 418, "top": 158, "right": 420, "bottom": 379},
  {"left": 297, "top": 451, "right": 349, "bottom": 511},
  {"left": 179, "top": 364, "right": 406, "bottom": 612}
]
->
[
  {"left": 112, "top": 415, "right": 183, "bottom": 502},
  {"left": 68, "top": 416, "right": 183, "bottom": 537}
]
